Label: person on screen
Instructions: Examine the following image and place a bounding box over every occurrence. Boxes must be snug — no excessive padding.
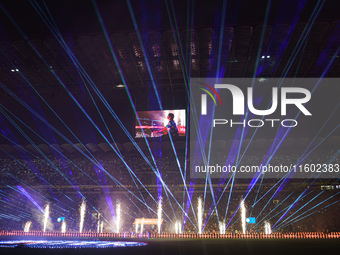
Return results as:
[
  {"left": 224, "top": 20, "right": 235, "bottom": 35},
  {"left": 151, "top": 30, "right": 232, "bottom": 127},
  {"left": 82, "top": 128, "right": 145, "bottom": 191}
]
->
[{"left": 166, "top": 113, "right": 178, "bottom": 136}]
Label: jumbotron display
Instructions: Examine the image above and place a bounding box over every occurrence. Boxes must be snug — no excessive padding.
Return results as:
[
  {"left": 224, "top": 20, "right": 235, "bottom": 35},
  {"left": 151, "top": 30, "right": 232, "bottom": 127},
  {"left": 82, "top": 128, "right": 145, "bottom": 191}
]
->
[{"left": 135, "top": 110, "right": 186, "bottom": 138}]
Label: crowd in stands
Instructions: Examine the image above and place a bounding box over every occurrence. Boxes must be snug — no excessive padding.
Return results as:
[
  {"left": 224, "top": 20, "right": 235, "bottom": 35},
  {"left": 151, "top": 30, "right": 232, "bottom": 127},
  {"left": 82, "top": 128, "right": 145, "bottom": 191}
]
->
[{"left": 0, "top": 148, "right": 339, "bottom": 234}]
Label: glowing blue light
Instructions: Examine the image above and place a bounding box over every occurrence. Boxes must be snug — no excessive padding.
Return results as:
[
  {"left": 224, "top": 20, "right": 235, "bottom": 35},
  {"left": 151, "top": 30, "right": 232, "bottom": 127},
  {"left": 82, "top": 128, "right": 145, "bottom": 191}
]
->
[
  {"left": 246, "top": 217, "right": 256, "bottom": 223},
  {"left": 0, "top": 240, "right": 148, "bottom": 249},
  {"left": 57, "top": 217, "right": 65, "bottom": 222}
]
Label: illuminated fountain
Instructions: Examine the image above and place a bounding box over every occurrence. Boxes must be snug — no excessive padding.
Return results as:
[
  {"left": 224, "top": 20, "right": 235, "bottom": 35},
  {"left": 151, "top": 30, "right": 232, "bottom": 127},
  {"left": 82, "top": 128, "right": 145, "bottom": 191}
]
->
[
  {"left": 219, "top": 221, "right": 226, "bottom": 235},
  {"left": 61, "top": 220, "right": 66, "bottom": 233},
  {"left": 174, "top": 221, "right": 182, "bottom": 234},
  {"left": 97, "top": 213, "right": 101, "bottom": 233},
  {"left": 135, "top": 222, "right": 138, "bottom": 234},
  {"left": 43, "top": 203, "right": 50, "bottom": 232},
  {"left": 140, "top": 218, "right": 144, "bottom": 234},
  {"left": 264, "top": 221, "right": 272, "bottom": 235},
  {"left": 24, "top": 221, "right": 32, "bottom": 232},
  {"left": 197, "top": 197, "right": 203, "bottom": 234},
  {"left": 100, "top": 221, "right": 104, "bottom": 233},
  {"left": 95, "top": 213, "right": 104, "bottom": 234},
  {"left": 240, "top": 199, "right": 246, "bottom": 234},
  {"left": 157, "top": 197, "right": 162, "bottom": 234},
  {"left": 116, "top": 201, "right": 121, "bottom": 233},
  {"left": 79, "top": 199, "right": 86, "bottom": 233}
]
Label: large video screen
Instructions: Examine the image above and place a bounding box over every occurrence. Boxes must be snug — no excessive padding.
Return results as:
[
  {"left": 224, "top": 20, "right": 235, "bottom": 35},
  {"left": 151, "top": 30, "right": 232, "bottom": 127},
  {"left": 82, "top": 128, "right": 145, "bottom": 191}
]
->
[{"left": 135, "top": 110, "right": 186, "bottom": 138}]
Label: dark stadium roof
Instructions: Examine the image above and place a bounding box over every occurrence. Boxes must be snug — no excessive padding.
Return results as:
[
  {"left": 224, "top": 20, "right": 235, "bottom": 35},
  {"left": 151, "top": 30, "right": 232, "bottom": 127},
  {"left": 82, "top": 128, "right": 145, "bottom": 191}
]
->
[
  {"left": 0, "top": 1, "right": 339, "bottom": 106},
  {"left": 0, "top": 0, "right": 339, "bottom": 145}
]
